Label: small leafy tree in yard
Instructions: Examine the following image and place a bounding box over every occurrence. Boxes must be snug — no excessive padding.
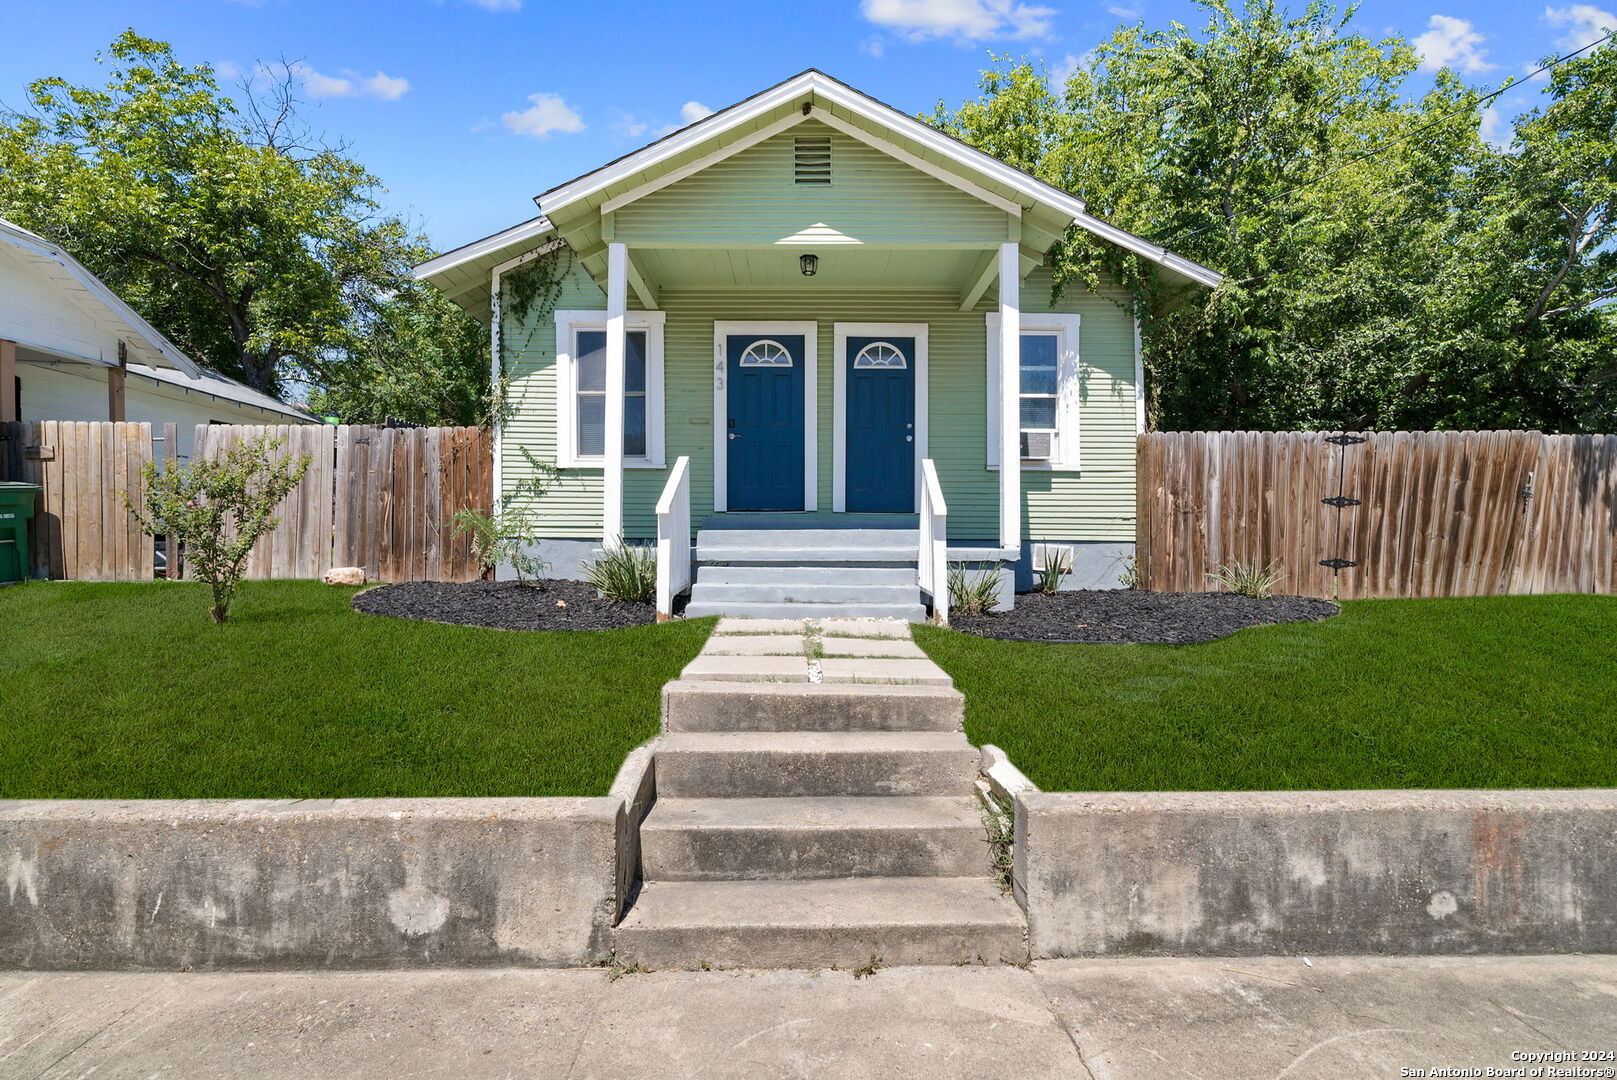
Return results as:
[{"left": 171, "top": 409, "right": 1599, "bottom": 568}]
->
[
  {"left": 126, "top": 435, "right": 310, "bottom": 623},
  {"left": 584, "top": 543, "right": 657, "bottom": 603},
  {"left": 948, "top": 562, "right": 1005, "bottom": 615},
  {"left": 1207, "top": 560, "right": 1284, "bottom": 599}
]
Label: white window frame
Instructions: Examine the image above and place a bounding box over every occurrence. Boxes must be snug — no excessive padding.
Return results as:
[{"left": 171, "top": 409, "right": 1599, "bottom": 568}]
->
[
  {"left": 832, "top": 322, "right": 929, "bottom": 513},
  {"left": 554, "top": 308, "right": 666, "bottom": 469},
  {"left": 985, "top": 312, "right": 1081, "bottom": 471}
]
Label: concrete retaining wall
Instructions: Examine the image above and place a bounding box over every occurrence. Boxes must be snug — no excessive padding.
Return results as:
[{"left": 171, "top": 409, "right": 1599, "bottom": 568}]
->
[
  {"left": 0, "top": 798, "right": 620, "bottom": 970},
  {"left": 1016, "top": 789, "right": 1617, "bottom": 957}
]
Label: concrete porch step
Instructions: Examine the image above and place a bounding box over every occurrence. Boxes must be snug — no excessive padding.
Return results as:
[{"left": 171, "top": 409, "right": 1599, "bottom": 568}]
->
[
  {"left": 683, "top": 601, "right": 927, "bottom": 621},
  {"left": 613, "top": 876, "right": 1027, "bottom": 970},
  {"left": 639, "top": 796, "right": 990, "bottom": 881},
  {"left": 653, "top": 731, "right": 979, "bottom": 798},
  {"left": 695, "top": 565, "right": 918, "bottom": 586},
  {"left": 690, "top": 582, "right": 920, "bottom": 605},
  {"left": 662, "top": 680, "right": 964, "bottom": 732}
]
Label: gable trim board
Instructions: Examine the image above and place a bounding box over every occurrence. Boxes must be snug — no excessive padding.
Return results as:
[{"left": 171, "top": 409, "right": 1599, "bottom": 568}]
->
[
  {"left": 712, "top": 320, "right": 819, "bottom": 513},
  {"left": 832, "top": 322, "right": 929, "bottom": 513}
]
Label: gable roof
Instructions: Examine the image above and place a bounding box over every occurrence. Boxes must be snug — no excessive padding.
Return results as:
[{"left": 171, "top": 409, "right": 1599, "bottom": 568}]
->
[
  {"left": 0, "top": 217, "right": 202, "bottom": 376},
  {"left": 417, "top": 69, "right": 1221, "bottom": 312}
]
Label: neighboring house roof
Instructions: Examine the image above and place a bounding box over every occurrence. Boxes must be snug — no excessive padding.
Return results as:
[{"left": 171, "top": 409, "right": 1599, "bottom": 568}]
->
[
  {"left": 0, "top": 217, "right": 203, "bottom": 377},
  {"left": 417, "top": 69, "right": 1222, "bottom": 315},
  {"left": 126, "top": 361, "right": 314, "bottom": 423}
]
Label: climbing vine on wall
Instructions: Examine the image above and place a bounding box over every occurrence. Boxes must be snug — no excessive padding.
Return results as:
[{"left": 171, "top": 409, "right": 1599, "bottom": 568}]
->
[{"left": 485, "top": 244, "right": 577, "bottom": 427}]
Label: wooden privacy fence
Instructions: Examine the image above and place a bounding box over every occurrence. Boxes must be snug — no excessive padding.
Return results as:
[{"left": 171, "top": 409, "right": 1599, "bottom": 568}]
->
[
  {"left": 187, "top": 424, "right": 492, "bottom": 582},
  {"left": 1, "top": 422, "right": 492, "bottom": 583},
  {"left": 1136, "top": 430, "right": 1617, "bottom": 599},
  {"left": 0, "top": 421, "right": 172, "bottom": 581}
]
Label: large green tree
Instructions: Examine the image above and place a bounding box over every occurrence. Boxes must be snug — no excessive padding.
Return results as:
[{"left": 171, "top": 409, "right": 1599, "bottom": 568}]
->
[
  {"left": 0, "top": 31, "right": 486, "bottom": 422},
  {"left": 931, "top": 0, "right": 1617, "bottom": 432}
]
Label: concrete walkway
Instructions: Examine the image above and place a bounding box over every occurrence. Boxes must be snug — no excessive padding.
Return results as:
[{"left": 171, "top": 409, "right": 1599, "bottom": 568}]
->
[
  {"left": 2, "top": 956, "right": 1611, "bottom": 1079},
  {"left": 681, "top": 617, "right": 950, "bottom": 685}
]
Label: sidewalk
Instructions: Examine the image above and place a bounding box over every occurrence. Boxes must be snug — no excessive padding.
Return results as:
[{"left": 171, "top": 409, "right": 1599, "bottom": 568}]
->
[{"left": 1, "top": 956, "right": 1610, "bottom": 1079}]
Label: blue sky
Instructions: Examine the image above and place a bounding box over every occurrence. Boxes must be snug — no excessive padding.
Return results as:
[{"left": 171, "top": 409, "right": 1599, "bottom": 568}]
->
[{"left": 0, "top": 0, "right": 1608, "bottom": 253}]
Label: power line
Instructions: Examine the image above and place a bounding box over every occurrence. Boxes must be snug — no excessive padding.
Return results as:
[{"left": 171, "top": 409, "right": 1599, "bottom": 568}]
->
[{"left": 1157, "top": 28, "right": 1617, "bottom": 247}]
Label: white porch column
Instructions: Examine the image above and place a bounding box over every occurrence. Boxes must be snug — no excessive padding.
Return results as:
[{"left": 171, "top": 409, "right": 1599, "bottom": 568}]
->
[
  {"left": 603, "top": 242, "right": 628, "bottom": 544},
  {"left": 997, "top": 241, "right": 1021, "bottom": 551}
]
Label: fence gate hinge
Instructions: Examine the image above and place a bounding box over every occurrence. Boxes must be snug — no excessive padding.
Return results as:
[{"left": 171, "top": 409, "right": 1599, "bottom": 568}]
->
[
  {"left": 24, "top": 445, "right": 54, "bottom": 460},
  {"left": 1325, "top": 433, "right": 1367, "bottom": 446},
  {"left": 353, "top": 437, "right": 371, "bottom": 445},
  {"left": 1319, "top": 558, "right": 1357, "bottom": 570},
  {"left": 1321, "top": 496, "right": 1360, "bottom": 508}
]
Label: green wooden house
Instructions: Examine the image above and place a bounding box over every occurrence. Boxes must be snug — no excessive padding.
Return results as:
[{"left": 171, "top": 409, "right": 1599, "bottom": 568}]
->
[{"left": 418, "top": 70, "right": 1219, "bottom": 621}]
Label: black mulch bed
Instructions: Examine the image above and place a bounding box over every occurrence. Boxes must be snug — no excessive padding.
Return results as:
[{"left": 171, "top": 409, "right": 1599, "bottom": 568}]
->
[
  {"left": 951, "top": 589, "right": 1340, "bottom": 644},
  {"left": 352, "top": 579, "right": 657, "bottom": 631}
]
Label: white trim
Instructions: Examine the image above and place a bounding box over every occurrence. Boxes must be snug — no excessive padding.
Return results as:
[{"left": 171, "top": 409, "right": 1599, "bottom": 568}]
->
[
  {"left": 553, "top": 308, "right": 667, "bottom": 470},
  {"left": 712, "top": 320, "right": 818, "bottom": 513},
  {"left": 1133, "top": 316, "right": 1146, "bottom": 434},
  {"left": 832, "top": 322, "right": 929, "bottom": 513},
  {"left": 416, "top": 216, "right": 555, "bottom": 280},
  {"left": 811, "top": 110, "right": 1022, "bottom": 217},
  {"left": 985, "top": 312, "right": 1082, "bottom": 472},
  {"left": 996, "top": 242, "right": 1021, "bottom": 550},
  {"left": 601, "top": 112, "right": 808, "bottom": 214},
  {"left": 490, "top": 264, "right": 504, "bottom": 510}
]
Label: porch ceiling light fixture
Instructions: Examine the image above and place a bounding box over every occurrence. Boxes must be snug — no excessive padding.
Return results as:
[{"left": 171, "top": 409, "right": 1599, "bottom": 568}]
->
[{"left": 799, "top": 253, "right": 818, "bottom": 277}]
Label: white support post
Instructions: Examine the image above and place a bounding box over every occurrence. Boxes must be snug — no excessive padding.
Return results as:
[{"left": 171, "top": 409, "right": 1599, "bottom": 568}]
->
[
  {"left": 603, "top": 241, "right": 628, "bottom": 545},
  {"left": 997, "top": 241, "right": 1021, "bottom": 551}
]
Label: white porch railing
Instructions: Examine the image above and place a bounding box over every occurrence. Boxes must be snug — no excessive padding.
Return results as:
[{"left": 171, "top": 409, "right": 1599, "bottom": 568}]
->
[
  {"left": 654, "top": 456, "right": 692, "bottom": 621},
  {"left": 919, "top": 458, "right": 949, "bottom": 626}
]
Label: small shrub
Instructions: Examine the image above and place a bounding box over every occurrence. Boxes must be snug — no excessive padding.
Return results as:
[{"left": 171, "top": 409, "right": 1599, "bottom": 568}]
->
[
  {"left": 948, "top": 561, "right": 1003, "bottom": 615},
  {"left": 1118, "top": 555, "right": 1140, "bottom": 590},
  {"left": 584, "top": 542, "right": 657, "bottom": 603},
  {"left": 1207, "top": 560, "right": 1283, "bottom": 599},
  {"left": 126, "top": 434, "right": 310, "bottom": 624},
  {"left": 451, "top": 505, "right": 548, "bottom": 584},
  {"left": 1036, "top": 546, "right": 1071, "bottom": 595}
]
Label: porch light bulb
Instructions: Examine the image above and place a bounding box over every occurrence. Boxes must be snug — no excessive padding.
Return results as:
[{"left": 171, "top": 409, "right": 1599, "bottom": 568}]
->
[{"left": 799, "top": 253, "right": 818, "bottom": 277}]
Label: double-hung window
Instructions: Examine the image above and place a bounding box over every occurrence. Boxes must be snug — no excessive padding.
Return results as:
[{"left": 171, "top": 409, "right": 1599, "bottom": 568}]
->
[
  {"left": 554, "top": 310, "right": 665, "bottom": 468},
  {"left": 985, "top": 313, "right": 1082, "bottom": 470}
]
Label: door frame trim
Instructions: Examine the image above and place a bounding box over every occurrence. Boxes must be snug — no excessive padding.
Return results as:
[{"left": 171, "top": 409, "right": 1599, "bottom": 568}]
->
[
  {"left": 832, "top": 322, "right": 929, "bottom": 513},
  {"left": 712, "top": 320, "right": 818, "bottom": 513}
]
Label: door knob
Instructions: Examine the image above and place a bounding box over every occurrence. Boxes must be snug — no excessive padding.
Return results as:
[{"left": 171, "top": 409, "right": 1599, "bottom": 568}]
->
[
  {"left": 905, "top": 435, "right": 913, "bottom": 442},
  {"left": 728, "top": 433, "right": 740, "bottom": 440}
]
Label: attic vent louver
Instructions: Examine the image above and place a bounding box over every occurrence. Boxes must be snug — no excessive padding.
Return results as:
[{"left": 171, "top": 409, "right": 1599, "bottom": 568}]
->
[{"left": 794, "top": 135, "right": 831, "bottom": 185}]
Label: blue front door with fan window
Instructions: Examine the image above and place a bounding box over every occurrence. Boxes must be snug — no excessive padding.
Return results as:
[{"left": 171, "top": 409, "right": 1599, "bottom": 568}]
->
[
  {"left": 845, "top": 336, "right": 915, "bottom": 512},
  {"left": 727, "top": 334, "right": 805, "bottom": 511}
]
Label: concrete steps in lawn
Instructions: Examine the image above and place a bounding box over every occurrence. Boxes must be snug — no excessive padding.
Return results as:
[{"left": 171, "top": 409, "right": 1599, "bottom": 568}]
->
[
  {"left": 639, "top": 795, "right": 991, "bottom": 881},
  {"left": 652, "top": 731, "right": 980, "bottom": 799},
  {"left": 662, "top": 681, "right": 963, "bottom": 733},
  {"left": 613, "top": 876, "right": 1026, "bottom": 970}
]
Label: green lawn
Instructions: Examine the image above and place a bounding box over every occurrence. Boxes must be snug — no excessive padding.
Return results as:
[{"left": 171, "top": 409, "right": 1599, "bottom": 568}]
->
[
  {"left": 915, "top": 595, "right": 1617, "bottom": 792},
  {"left": 1, "top": 580, "right": 712, "bottom": 798}
]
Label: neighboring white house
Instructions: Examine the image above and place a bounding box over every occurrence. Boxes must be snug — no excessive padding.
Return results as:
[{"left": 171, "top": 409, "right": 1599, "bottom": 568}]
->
[{"left": 0, "top": 218, "right": 312, "bottom": 459}]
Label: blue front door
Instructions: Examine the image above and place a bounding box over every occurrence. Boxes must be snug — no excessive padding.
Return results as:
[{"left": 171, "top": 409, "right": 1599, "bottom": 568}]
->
[
  {"left": 845, "top": 336, "right": 915, "bottom": 513},
  {"left": 727, "top": 334, "right": 806, "bottom": 511}
]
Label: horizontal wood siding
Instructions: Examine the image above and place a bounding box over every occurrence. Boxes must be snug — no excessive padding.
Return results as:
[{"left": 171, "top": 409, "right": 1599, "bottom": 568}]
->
[
  {"left": 500, "top": 265, "right": 1142, "bottom": 543},
  {"left": 1136, "top": 430, "right": 1617, "bottom": 598},
  {"left": 615, "top": 121, "right": 1007, "bottom": 248}
]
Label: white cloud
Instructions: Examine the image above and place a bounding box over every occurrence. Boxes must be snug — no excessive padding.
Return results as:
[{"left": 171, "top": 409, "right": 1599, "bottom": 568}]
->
[
  {"left": 502, "top": 92, "right": 585, "bottom": 138},
  {"left": 1049, "top": 52, "right": 1082, "bottom": 84},
  {"left": 679, "top": 101, "right": 713, "bottom": 124},
  {"left": 1413, "top": 15, "right": 1495, "bottom": 73},
  {"left": 611, "top": 111, "right": 650, "bottom": 138},
  {"left": 1106, "top": 3, "right": 1140, "bottom": 17},
  {"left": 285, "top": 63, "right": 411, "bottom": 101},
  {"left": 860, "top": 0, "right": 1059, "bottom": 42},
  {"left": 1544, "top": 5, "right": 1617, "bottom": 51},
  {"left": 861, "top": 35, "right": 888, "bottom": 56},
  {"left": 463, "top": 0, "right": 522, "bottom": 9}
]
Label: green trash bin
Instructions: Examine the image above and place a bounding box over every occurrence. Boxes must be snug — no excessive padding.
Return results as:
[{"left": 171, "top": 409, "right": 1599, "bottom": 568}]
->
[{"left": 0, "top": 481, "right": 41, "bottom": 584}]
